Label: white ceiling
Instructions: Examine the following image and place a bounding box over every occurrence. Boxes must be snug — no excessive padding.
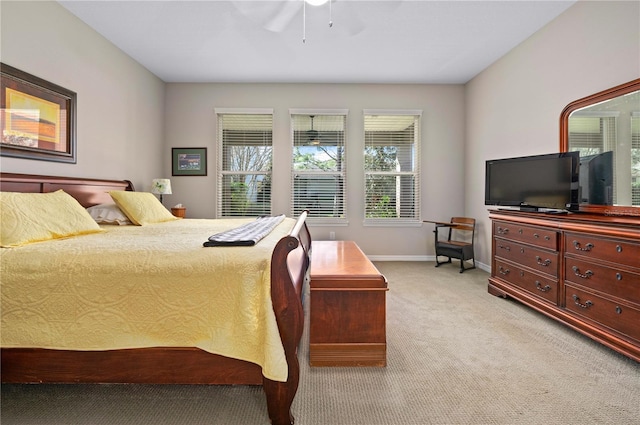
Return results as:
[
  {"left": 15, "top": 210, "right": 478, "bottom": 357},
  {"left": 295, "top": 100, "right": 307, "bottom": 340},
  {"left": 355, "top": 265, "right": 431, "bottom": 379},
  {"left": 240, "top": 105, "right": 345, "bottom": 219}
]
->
[{"left": 58, "top": 0, "right": 576, "bottom": 84}]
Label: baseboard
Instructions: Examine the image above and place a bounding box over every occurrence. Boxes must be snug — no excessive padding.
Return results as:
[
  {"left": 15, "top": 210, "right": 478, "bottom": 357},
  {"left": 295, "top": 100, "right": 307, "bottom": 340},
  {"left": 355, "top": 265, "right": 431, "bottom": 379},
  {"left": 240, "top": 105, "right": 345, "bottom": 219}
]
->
[{"left": 367, "top": 255, "right": 490, "bottom": 273}]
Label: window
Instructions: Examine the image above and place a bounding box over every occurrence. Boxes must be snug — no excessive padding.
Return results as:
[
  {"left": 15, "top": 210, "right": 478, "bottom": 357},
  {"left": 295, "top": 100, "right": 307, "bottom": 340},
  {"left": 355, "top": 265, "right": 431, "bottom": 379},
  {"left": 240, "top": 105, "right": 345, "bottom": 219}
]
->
[
  {"left": 363, "top": 110, "right": 421, "bottom": 225},
  {"left": 569, "top": 111, "right": 618, "bottom": 203},
  {"left": 291, "top": 110, "right": 347, "bottom": 223},
  {"left": 216, "top": 109, "right": 273, "bottom": 217},
  {"left": 568, "top": 113, "right": 618, "bottom": 156}
]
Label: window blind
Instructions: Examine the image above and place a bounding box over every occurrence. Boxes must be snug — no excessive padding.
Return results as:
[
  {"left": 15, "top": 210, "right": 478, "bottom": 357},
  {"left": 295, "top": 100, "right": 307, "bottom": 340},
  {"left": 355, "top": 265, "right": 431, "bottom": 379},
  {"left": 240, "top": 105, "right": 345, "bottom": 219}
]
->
[
  {"left": 217, "top": 112, "right": 273, "bottom": 217},
  {"left": 569, "top": 115, "right": 617, "bottom": 153},
  {"left": 569, "top": 114, "right": 618, "bottom": 203},
  {"left": 363, "top": 112, "right": 421, "bottom": 225},
  {"left": 291, "top": 113, "right": 346, "bottom": 222}
]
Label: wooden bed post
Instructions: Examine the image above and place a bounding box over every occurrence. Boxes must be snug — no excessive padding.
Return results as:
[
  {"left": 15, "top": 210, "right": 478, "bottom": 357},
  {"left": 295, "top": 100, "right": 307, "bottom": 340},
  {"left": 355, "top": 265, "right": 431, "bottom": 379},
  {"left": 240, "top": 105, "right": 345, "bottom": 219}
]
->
[{"left": 263, "top": 226, "right": 308, "bottom": 425}]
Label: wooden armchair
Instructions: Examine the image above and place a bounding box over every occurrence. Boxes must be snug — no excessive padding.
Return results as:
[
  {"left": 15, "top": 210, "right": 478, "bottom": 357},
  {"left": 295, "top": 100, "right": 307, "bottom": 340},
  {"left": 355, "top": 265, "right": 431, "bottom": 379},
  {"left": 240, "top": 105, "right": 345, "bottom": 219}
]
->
[{"left": 433, "top": 217, "right": 476, "bottom": 273}]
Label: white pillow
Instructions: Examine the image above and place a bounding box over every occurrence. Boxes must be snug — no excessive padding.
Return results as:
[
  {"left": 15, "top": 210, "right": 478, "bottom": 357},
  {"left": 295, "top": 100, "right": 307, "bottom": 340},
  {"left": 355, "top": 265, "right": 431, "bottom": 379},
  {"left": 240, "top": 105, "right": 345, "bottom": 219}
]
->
[{"left": 86, "top": 203, "right": 132, "bottom": 225}]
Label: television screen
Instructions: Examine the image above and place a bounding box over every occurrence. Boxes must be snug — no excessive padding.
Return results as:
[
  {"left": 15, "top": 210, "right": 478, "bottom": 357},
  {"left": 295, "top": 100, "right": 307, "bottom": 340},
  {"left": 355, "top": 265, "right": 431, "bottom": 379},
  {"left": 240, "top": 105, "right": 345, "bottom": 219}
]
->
[
  {"left": 485, "top": 152, "right": 580, "bottom": 211},
  {"left": 579, "top": 151, "right": 613, "bottom": 205}
]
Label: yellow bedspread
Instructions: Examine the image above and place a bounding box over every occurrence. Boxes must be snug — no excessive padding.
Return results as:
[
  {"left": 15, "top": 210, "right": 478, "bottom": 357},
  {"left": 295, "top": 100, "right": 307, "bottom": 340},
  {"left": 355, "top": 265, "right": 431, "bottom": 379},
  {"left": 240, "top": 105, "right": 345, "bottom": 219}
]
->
[{"left": 0, "top": 218, "right": 296, "bottom": 382}]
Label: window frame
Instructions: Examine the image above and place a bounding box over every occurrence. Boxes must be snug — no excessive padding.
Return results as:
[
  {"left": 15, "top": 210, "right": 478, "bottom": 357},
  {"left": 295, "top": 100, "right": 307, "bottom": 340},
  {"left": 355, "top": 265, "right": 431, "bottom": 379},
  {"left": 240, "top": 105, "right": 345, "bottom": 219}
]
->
[
  {"left": 290, "top": 108, "right": 349, "bottom": 225},
  {"left": 363, "top": 109, "right": 422, "bottom": 227},
  {"left": 215, "top": 108, "right": 274, "bottom": 218}
]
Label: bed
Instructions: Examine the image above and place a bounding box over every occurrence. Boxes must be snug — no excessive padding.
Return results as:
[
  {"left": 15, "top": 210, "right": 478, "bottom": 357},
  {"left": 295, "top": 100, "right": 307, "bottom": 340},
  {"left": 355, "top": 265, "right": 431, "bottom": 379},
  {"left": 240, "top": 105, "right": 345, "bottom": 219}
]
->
[{"left": 0, "top": 172, "right": 312, "bottom": 425}]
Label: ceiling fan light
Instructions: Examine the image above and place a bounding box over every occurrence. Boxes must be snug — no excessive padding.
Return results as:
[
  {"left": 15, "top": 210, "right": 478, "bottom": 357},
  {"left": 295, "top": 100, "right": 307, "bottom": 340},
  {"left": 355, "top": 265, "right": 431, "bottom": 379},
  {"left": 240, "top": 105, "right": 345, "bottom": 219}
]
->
[
  {"left": 307, "top": 129, "right": 320, "bottom": 145},
  {"left": 305, "top": 0, "right": 329, "bottom": 6}
]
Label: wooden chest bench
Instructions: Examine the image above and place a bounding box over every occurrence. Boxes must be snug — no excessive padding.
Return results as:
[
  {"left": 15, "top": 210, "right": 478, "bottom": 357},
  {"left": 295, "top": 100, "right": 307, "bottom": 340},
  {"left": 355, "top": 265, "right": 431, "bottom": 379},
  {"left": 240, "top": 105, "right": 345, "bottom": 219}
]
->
[{"left": 309, "top": 241, "right": 388, "bottom": 367}]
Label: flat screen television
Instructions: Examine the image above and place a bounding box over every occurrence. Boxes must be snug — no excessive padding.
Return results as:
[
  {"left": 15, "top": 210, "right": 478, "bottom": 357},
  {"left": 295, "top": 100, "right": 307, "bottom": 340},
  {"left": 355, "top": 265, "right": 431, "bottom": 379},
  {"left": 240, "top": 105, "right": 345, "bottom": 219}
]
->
[
  {"left": 579, "top": 151, "right": 613, "bottom": 205},
  {"left": 485, "top": 152, "right": 580, "bottom": 212}
]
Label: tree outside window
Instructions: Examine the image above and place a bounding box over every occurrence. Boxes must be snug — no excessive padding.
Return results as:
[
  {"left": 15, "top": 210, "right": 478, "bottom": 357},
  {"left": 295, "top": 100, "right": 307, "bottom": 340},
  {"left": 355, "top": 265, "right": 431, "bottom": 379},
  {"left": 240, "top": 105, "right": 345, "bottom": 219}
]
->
[{"left": 217, "top": 113, "right": 272, "bottom": 217}]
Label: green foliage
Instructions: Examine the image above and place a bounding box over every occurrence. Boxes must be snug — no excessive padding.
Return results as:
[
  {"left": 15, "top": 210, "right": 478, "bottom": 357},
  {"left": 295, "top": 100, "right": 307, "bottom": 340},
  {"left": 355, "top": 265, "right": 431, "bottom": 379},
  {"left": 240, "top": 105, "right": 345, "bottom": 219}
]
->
[
  {"left": 365, "top": 146, "right": 397, "bottom": 171},
  {"left": 228, "top": 181, "right": 250, "bottom": 216}
]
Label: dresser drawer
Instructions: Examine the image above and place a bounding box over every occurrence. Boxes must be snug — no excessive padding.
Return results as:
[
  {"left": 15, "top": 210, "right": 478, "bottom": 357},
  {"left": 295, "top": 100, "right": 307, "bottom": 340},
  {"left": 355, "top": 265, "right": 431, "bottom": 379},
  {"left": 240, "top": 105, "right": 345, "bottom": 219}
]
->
[
  {"left": 494, "top": 238, "right": 558, "bottom": 277},
  {"left": 565, "top": 232, "right": 640, "bottom": 269},
  {"left": 565, "top": 284, "right": 640, "bottom": 343},
  {"left": 494, "top": 259, "right": 558, "bottom": 304},
  {"left": 494, "top": 221, "right": 558, "bottom": 250},
  {"left": 565, "top": 257, "right": 640, "bottom": 305}
]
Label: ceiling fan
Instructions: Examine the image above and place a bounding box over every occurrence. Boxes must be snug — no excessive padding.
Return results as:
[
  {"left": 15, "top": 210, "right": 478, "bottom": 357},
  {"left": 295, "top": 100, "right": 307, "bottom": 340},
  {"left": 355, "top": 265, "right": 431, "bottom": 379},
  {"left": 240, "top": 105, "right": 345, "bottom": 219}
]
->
[
  {"left": 232, "top": 0, "right": 366, "bottom": 41},
  {"left": 308, "top": 115, "right": 320, "bottom": 145}
]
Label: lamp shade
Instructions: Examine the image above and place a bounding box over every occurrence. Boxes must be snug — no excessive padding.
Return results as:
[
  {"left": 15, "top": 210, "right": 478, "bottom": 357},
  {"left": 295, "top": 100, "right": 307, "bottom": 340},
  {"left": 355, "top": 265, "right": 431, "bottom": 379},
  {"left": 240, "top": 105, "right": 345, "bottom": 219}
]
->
[{"left": 151, "top": 179, "right": 172, "bottom": 195}]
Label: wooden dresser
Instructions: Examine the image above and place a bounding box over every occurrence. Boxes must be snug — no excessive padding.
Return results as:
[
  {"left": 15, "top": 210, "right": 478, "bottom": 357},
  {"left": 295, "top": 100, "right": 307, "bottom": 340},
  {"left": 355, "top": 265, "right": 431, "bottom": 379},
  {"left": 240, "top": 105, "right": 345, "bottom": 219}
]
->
[
  {"left": 309, "top": 241, "right": 388, "bottom": 367},
  {"left": 488, "top": 209, "right": 640, "bottom": 362}
]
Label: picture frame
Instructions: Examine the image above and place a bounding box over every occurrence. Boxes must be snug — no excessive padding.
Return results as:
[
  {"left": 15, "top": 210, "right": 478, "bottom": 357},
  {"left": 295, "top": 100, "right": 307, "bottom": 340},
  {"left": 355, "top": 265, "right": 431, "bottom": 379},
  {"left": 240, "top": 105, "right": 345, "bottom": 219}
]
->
[
  {"left": 172, "top": 147, "right": 207, "bottom": 176},
  {"left": 1, "top": 63, "right": 77, "bottom": 163}
]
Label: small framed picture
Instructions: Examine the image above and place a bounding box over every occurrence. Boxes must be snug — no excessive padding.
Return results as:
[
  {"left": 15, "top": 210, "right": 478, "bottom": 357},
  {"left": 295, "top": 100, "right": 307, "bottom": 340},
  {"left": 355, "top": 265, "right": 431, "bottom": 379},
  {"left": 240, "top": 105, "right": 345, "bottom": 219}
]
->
[
  {"left": 1, "top": 63, "right": 77, "bottom": 163},
  {"left": 172, "top": 147, "right": 207, "bottom": 176}
]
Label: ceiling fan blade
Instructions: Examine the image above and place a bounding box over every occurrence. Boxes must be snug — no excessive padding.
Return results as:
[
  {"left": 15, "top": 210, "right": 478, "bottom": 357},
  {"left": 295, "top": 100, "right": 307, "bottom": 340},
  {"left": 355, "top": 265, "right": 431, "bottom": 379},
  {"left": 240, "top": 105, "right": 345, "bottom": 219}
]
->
[
  {"left": 332, "top": 1, "right": 365, "bottom": 35},
  {"left": 265, "top": 1, "right": 303, "bottom": 32},
  {"left": 331, "top": 0, "right": 403, "bottom": 36},
  {"left": 232, "top": 1, "right": 302, "bottom": 33}
]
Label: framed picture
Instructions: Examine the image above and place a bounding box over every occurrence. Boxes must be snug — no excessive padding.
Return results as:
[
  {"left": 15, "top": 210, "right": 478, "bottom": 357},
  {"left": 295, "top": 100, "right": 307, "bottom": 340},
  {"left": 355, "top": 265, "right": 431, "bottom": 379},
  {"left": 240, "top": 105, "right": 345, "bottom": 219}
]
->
[
  {"left": 1, "top": 63, "right": 77, "bottom": 163},
  {"left": 172, "top": 147, "right": 207, "bottom": 176}
]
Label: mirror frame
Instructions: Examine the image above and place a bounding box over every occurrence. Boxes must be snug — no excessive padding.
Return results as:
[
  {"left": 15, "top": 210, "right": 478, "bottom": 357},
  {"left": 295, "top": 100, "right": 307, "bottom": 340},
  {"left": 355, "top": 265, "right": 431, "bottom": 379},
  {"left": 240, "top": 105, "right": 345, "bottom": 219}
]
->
[{"left": 560, "top": 77, "right": 640, "bottom": 216}]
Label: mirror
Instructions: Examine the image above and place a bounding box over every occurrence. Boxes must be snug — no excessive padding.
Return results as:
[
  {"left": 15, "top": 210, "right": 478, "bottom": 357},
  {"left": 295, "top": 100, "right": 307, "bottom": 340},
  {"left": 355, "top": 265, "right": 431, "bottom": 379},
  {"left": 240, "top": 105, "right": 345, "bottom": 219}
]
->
[{"left": 560, "top": 78, "right": 640, "bottom": 216}]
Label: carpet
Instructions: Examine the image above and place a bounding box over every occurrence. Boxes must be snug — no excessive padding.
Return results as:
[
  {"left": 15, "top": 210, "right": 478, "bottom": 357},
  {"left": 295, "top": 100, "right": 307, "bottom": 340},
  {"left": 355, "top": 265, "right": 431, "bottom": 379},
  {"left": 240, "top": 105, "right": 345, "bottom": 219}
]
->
[{"left": 2, "top": 262, "right": 639, "bottom": 424}]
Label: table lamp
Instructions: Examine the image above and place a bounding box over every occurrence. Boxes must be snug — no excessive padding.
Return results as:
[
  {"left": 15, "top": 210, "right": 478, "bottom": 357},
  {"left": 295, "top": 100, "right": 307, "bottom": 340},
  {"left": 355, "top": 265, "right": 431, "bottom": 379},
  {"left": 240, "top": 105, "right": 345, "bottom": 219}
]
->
[{"left": 151, "top": 178, "right": 172, "bottom": 204}]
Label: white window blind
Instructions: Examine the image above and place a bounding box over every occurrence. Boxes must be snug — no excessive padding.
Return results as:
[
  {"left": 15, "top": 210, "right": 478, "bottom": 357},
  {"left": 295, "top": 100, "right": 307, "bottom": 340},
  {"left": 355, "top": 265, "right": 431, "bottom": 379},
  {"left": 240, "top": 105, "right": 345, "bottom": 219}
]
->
[
  {"left": 291, "top": 112, "right": 347, "bottom": 222},
  {"left": 363, "top": 111, "right": 421, "bottom": 225},
  {"left": 216, "top": 111, "right": 273, "bottom": 217},
  {"left": 569, "top": 112, "right": 618, "bottom": 203},
  {"left": 568, "top": 115, "right": 618, "bottom": 154}
]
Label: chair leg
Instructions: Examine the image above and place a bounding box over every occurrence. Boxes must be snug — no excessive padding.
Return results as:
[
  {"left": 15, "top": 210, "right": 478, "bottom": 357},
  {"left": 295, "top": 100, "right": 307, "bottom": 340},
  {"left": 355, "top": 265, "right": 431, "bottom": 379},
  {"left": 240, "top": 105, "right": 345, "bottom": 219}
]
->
[
  {"left": 459, "top": 259, "right": 476, "bottom": 273},
  {"left": 435, "top": 256, "right": 451, "bottom": 268}
]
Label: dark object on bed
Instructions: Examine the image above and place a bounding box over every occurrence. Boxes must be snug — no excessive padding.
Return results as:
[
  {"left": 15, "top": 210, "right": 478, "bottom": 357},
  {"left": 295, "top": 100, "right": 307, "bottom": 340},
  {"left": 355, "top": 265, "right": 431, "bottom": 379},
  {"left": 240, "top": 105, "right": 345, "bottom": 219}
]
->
[
  {"left": 0, "top": 172, "right": 312, "bottom": 425},
  {"left": 204, "top": 214, "right": 286, "bottom": 246}
]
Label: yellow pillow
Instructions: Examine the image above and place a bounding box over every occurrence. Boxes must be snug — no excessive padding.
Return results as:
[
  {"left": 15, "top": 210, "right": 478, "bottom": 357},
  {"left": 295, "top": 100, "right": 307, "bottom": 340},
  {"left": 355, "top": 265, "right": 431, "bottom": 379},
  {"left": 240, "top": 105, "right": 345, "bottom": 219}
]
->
[
  {"left": 0, "top": 190, "right": 104, "bottom": 248},
  {"left": 109, "top": 191, "right": 178, "bottom": 225}
]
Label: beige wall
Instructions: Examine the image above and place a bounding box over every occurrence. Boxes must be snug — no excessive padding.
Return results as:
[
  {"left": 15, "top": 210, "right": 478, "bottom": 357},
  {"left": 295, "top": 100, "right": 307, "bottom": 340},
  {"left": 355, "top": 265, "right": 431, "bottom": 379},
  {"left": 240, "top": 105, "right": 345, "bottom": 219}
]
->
[
  {"left": 164, "top": 83, "right": 465, "bottom": 257},
  {"left": 0, "top": 0, "right": 165, "bottom": 192},
  {"left": 2, "top": 1, "right": 637, "bottom": 262},
  {"left": 466, "top": 0, "right": 640, "bottom": 268}
]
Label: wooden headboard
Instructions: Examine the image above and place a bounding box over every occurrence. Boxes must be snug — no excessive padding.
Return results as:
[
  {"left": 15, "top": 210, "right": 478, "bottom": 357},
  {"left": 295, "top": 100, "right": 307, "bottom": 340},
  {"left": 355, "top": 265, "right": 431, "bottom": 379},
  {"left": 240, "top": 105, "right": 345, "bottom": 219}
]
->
[{"left": 0, "top": 173, "right": 135, "bottom": 208}]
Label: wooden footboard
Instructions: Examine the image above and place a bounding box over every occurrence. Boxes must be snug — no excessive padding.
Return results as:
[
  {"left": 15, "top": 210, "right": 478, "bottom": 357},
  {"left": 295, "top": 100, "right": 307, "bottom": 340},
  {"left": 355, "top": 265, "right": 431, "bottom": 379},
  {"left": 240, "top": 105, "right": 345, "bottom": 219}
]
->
[
  {"left": 0, "top": 173, "right": 312, "bottom": 425},
  {"left": 264, "top": 211, "right": 310, "bottom": 425}
]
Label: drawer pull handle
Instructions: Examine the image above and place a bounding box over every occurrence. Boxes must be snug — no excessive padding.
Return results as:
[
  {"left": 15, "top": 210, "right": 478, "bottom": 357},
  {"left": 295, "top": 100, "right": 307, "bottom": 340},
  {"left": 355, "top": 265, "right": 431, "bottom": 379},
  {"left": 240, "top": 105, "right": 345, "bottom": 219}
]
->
[
  {"left": 544, "top": 235, "right": 550, "bottom": 241},
  {"left": 518, "top": 229, "right": 523, "bottom": 234},
  {"left": 534, "top": 233, "right": 539, "bottom": 238},
  {"left": 535, "top": 256, "right": 551, "bottom": 267},
  {"left": 616, "top": 273, "right": 622, "bottom": 281},
  {"left": 572, "top": 294, "right": 593, "bottom": 309},
  {"left": 498, "top": 227, "right": 509, "bottom": 235},
  {"left": 615, "top": 306, "right": 623, "bottom": 315},
  {"left": 573, "top": 241, "right": 594, "bottom": 252},
  {"left": 498, "top": 266, "right": 510, "bottom": 276},
  {"left": 616, "top": 245, "right": 623, "bottom": 253},
  {"left": 535, "top": 281, "right": 551, "bottom": 292},
  {"left": 572, "top": 266, "right": 593, "bottom": 279},
  {"left": 498, "top": 244, "right": 511, "bottom": 252}
]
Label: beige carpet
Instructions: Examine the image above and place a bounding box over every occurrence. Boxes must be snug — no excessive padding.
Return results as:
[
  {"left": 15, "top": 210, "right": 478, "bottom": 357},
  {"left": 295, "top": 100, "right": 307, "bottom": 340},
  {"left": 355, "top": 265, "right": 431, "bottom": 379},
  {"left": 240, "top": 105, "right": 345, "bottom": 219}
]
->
[{"left": 2, "top": 261, "right": 639, "bottom": 424}]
